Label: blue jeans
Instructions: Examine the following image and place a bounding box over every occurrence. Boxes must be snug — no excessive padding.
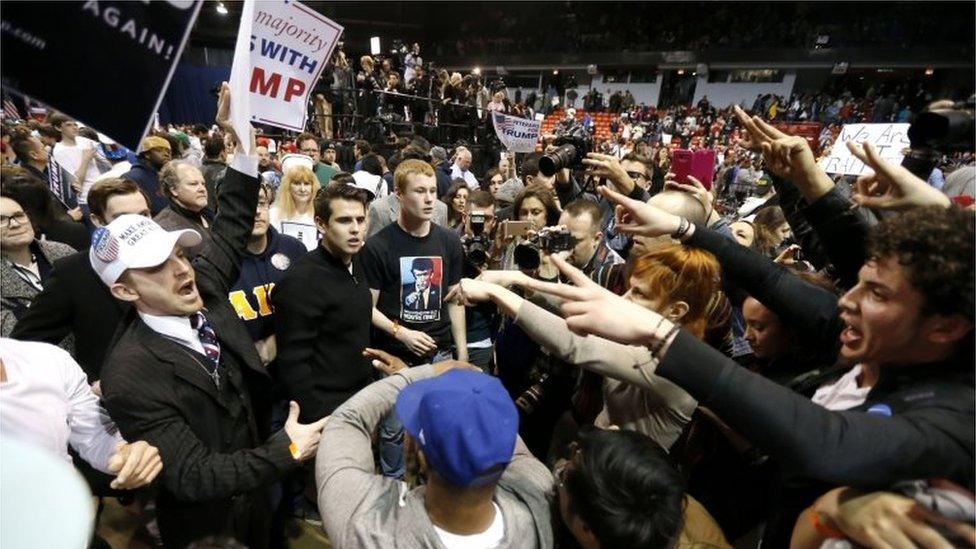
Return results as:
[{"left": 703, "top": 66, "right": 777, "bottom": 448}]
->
[
  {"left": 378, "top": 347, "right": 454, "bottom": 478},
  {"left": 467, "top": 346, "right": 494, "bottom": 374}
]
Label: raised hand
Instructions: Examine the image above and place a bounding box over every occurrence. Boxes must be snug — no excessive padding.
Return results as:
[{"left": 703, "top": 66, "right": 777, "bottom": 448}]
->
[
  {"left": 215, "top": 81, "right": 256, "bottom": 155},
  {"left": 520, "top": 254, "right": 661, "bottom": 345},
  {"left": 446, "top": 278, "right": 498, "bottom": 307},
  {"left": 736, "top": 112, "right": 834, "bottom": 201},
  {"left": 215, "top": 82, "right": 234, "bottom": 138},
  {"left": 582, "top": 152, "right": 636, "bottom": 193},
  {"left": 733, "top": 105, "right": 784, "bottom": 152},
  {"left": 847, "top": 141, "right": 951, "bottom": 210},
  {"left": 476, "top": 269, "right": 531, "bottom": 289},
  {"left": 665, "top": 173, "right": 714, "bottom": 220},
  {"left": 596, "top": 186, "right": 683, "bottom": 238}
]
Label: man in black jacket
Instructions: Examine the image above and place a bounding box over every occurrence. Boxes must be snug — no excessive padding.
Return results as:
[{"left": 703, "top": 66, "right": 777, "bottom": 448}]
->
[
  {"left": 520, "top": 192, "right": 975, "bottom": 494},
  {"left": 272, "top": 183, "right": 374, "bottom": 423},
  {"left": 154, "top": 159, "right": 215, "bottom": 257},
  {"left": 11, "top": 178, "right": 150, "bottom": 380},
  {"left": 93, "top": 85, "right": 329, "bottom": 549}
]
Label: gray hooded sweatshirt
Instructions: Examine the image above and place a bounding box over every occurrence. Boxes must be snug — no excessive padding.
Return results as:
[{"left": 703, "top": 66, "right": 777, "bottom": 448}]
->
[{"left": 315, "top": 364, "right": 555, "bottom": 548}]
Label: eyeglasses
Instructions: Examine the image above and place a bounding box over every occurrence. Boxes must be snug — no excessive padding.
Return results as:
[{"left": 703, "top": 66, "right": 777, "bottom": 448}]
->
[
  {"left": 301, "top": 148, "right": 320, "bottom": 155},
  {"left": 626, "top": 170, "right": 649, "bottom": 180},
  {"left": 0, "top": 211, "right": 29, "bottom": 229}
]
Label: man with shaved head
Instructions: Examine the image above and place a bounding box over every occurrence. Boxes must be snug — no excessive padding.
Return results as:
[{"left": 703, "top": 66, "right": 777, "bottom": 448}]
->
[{"left": 631, "top": 190, "right": 709, "bottom": 257}]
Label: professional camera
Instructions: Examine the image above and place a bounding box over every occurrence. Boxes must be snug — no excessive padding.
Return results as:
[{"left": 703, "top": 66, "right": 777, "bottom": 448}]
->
[
  {"left": 513, "top": 226, "right": 577, "bottom": 270},
  {"left": 539, "top": 122, "right": 593, "bottom": 176},
  {"left": 515, "top": 372, "right": 549, "bottom": 414},
  {"left": 902, "top": 96, "right": 975, "bottom": 180},
  {"left": 462, "top": 212, "right": 492, "bottom": 266}
]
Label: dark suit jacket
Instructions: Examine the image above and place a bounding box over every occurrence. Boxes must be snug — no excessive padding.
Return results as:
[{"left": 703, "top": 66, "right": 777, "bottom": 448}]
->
[
  {"left": 100, "top": 164, "right": 295, "bottom": 549},
  {"left": 402, "top": 283, "right": 441, "bottom": 311},
  {"left": 10, "top": 250, "right": 126, "bottom": 381},
  {"left": 154, "top": 202, "right": 215, "bottom": 259}
]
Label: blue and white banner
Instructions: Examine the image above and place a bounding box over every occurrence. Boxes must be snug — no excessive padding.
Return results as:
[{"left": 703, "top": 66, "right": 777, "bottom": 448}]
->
[{"left": 492, "top": 112, "right": 541, "bottom": 153}]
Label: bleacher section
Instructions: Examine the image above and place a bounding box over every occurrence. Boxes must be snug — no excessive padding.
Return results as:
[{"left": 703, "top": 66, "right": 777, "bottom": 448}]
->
[{"left": 540, "top": 108, "right": 615, "bottom": 140}]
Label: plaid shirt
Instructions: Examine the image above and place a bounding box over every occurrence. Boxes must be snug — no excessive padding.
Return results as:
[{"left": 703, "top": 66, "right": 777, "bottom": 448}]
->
[{"left": 582, "top": 240, "right": 627, "bottom": 296}]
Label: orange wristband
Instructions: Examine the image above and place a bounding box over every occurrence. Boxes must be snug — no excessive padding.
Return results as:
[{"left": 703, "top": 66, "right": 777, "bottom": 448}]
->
[
  {"left": 808, "top": 508, "right": 845, "bottom": 539},
  {"left": 288, "top": 442, "right": 300, "bottom": 460},
  {"left": 392, "top": 320, "right": 401, "bottom": 337}
]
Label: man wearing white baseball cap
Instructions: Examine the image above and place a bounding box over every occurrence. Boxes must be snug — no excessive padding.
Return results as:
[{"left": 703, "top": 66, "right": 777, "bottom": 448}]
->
[{"left": 93, "top": 84, "right": 328, "bottom": 549}]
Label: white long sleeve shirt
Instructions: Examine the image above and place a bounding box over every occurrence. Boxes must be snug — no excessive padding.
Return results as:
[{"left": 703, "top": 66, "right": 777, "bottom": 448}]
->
[{"left": 0, "top": 338, "right": 123, "bottom": 473}]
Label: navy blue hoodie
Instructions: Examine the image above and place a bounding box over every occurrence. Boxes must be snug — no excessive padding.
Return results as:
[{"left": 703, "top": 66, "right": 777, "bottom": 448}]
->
[{"left": 227, "top": 226, "right": 307, "bottom": 341}]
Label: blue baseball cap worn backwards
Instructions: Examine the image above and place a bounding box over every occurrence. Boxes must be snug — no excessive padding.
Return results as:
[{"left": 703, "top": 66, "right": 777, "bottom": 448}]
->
[{"left": 395, "top": 369, "right": 519, "bottom": 487}]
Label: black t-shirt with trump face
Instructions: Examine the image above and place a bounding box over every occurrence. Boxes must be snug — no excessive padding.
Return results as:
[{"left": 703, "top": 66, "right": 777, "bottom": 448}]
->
[{"left": 360, "top": 221, "right": 463, "bottom": 362}]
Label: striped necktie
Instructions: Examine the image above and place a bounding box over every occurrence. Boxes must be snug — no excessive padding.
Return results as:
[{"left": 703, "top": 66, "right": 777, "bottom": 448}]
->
[{"left": 190, "top": 312, "right": 221, "bottom": 369}]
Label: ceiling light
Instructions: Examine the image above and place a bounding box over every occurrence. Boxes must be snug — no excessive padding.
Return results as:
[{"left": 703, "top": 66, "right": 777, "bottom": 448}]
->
[{"left": 216, "top": 2, "right": 228, "bottom": 15}]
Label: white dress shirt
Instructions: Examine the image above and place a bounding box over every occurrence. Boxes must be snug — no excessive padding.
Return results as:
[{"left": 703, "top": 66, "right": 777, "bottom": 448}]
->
[
  {"left": 0, "top": 338, "right": 123, "bottom": 473},
  {"left": 138, "top": 311, "right": 206, "bottom": 356},
  {"left": 450, "top": 164, "right": 480, "bottom": 190}
]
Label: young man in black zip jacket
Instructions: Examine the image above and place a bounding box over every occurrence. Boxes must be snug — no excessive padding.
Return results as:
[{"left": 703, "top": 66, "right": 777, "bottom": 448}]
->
[
  {"left": 272, "top": 183, "right": 374, "bottom": 423},
  {"left": 518, "top": 194, "right": 974, "bottom": 514}
]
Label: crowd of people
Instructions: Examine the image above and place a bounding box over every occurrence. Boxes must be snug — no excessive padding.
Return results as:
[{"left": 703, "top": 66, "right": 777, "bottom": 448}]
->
[
  {"left": 422, "top": 2, "right": 973, "bottom": 56},
  {"left": 1, "top": 33, "right": 975, "bottom": 549}
]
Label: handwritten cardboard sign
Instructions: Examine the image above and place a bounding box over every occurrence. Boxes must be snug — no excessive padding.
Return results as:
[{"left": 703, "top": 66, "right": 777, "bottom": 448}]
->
[{"left": 818, "top": 123, "right": 910, "bottom": 176}]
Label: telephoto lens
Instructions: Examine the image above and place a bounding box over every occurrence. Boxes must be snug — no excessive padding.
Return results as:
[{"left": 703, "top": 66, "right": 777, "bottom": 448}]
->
[{"left": 539, "top": 143, "right": 578, "bottom": 176}]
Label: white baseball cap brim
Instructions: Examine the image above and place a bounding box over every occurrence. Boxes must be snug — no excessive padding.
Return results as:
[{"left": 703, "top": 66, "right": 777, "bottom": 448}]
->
[{"left": 89, "top": 214, "right": 202, "bottom": 287}]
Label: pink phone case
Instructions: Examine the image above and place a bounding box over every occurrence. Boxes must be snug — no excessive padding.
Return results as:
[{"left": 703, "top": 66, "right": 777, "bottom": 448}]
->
[
  {"left": 671, "top": 149, "right": 693, "bottom": 185},
  {"left": 691, "top": 149, "right": 716, "bottom": 190}
]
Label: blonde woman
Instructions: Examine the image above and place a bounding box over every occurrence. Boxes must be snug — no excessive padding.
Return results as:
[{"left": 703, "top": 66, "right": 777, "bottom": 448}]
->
[{"left": 270, "top": 165, "right": 320, "bottom": 250}]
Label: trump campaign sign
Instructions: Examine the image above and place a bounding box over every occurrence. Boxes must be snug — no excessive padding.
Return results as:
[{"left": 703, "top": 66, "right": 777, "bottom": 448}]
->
[
  {"left": 492, "top": 112, "right": 542, "bottom": 153},
  {"left": 229, "top": 0, "right": 342, "bottom": 144}
]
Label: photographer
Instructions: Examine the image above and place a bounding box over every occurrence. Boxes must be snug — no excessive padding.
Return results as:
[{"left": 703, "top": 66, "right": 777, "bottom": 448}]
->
[
  {"left": 497, "top": 185, "right": 562, "bottom": 279},
  {"left": 356, "top": 56, "right": 381, "bottom": 119},
  {"left": 458, "top": 190, "right": 500, "bottom": 371},
  {"left": 559, "top": 199, "right": 626, "bottom": 295},
  {"left": 407, "top": 64, "right": 432, "bottom": 126}
]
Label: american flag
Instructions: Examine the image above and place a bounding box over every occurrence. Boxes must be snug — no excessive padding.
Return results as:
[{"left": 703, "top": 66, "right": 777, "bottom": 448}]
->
[
  {"left": 3, "top": 98, "right": 22, "bottom": 120},
  {"left": 494, "top": 112, "right": 513, "bottom": 132}
]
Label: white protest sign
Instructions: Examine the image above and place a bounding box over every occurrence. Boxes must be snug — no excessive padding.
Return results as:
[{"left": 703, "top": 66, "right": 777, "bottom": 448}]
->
[
  {"left": 229, "top": 0, "right": 343, "bottom": 143},
  {"left": 818, "top": 123, "right": 910, "bottom": 176},
  {"left": 492, "top": 112, "right": 542, "bottom": 153}
]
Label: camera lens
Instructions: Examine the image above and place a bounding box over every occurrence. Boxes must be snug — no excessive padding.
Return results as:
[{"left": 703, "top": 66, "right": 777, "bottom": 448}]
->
[
  {"left": 539, "top": 144, "right": 577, "bottom": 177},
  {"left": 467, "top": 247, "right": 489, "bottom": 265},
  {"left": 514, "top": 243, "right": 541, "bottom": 270}
]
